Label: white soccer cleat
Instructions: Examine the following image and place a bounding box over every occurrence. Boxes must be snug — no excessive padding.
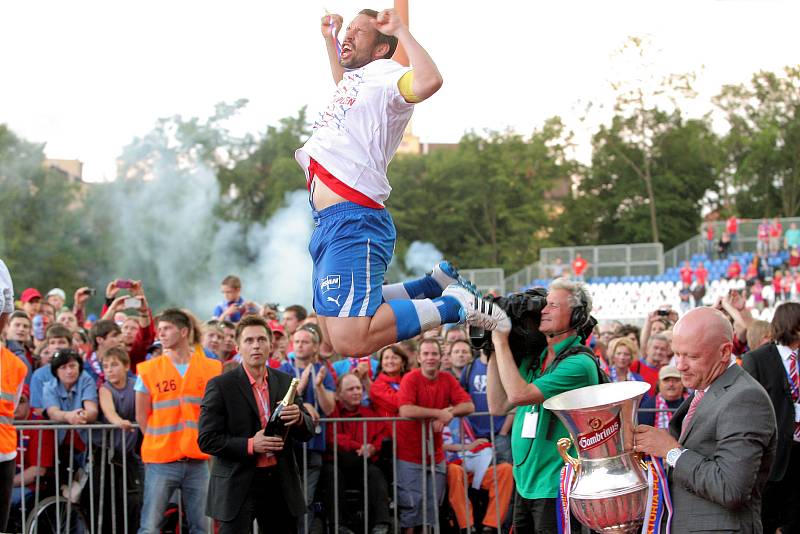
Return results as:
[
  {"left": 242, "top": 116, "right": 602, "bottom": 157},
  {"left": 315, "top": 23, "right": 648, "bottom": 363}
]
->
[{"left": 442, "top": 283, "right": 511, "bottom": 333}]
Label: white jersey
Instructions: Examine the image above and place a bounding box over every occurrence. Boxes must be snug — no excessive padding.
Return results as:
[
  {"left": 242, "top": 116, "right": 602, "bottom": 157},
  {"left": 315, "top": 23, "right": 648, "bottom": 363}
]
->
[
  {"left": 296, "top": 59, "right": 414, "bottom": 206},
  {"left": 0, "top": 260, "right": 12, "bottom": 315}
]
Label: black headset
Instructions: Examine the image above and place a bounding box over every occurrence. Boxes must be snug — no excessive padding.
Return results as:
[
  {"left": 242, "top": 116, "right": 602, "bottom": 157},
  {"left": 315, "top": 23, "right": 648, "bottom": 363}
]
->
[{"left": 569, "top": 289, "right": 590, "bottom": 331}]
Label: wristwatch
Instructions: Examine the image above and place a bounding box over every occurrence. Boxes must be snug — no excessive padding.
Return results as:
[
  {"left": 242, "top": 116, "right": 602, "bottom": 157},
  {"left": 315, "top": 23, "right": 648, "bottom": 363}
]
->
[{"left": 666, "top": 447, "right": 685, "bottom": 467}]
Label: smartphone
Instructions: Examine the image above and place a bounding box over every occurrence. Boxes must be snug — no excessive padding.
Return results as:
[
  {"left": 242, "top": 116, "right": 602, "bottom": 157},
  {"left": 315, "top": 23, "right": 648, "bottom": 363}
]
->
[
  {"left": 83, "top": 288, "right": 96, "bottom": 296},
  {"left": 124, "top": 297, "right": 142, "bottom": 309},
  {"left": 116, "top": 279, "right": 133, "bottom": 289},
  {"left": 657, "top": 309, "right": 669, "bottom": 316}
]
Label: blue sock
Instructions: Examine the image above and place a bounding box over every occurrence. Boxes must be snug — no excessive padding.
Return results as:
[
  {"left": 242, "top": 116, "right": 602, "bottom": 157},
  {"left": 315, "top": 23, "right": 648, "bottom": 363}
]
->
[
  {"left": 434, "top": 295, "right": 463, "bottom": 324},
  {"left": 387, "top": 300, "right": 422, "bottom": 340},
  {"left": 388, "top": 297, "right": 462, "bottom": 341},
  {"left": 408, "top": 275, "right": 443, "bottom": 299}
]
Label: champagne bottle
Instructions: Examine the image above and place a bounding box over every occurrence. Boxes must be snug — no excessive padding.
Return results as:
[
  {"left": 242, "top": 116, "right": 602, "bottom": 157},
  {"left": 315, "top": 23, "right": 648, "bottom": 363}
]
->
[{"left": 264, "top": 378, "right": 299, "bottom": 439}]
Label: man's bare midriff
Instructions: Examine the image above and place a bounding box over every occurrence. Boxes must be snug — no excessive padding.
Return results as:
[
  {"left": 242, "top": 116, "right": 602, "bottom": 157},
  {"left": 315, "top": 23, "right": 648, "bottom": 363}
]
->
[{"left": 311, "top": 176, "right": 348, "bottom": 211}]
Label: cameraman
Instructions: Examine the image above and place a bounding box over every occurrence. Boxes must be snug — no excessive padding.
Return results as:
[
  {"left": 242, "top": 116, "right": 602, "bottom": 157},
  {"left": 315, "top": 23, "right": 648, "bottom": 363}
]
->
[{"left": 486, "top": 278, "right": 600, "bottom": 533}]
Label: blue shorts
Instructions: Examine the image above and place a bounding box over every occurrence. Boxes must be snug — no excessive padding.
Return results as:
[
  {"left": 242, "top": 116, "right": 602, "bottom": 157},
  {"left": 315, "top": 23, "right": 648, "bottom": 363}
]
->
[{"left": 309, "top": 202, "right": 395, "bottom": 317}]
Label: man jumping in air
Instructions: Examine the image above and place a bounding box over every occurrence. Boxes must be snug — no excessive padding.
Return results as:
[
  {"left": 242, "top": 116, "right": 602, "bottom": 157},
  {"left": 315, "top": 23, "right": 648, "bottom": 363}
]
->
[{"left": 295, "top": 8, "right": 506, "bottom": 356}]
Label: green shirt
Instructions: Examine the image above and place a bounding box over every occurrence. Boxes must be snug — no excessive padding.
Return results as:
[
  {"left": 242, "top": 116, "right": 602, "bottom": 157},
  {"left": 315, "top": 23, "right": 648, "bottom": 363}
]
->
[{"left": 511, "top": 335, "right": 599, "bottom": 499}]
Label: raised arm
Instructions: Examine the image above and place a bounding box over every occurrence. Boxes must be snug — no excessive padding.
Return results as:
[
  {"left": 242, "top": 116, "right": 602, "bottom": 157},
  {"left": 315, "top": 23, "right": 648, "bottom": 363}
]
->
[
  {"left": 321, "top": 14, "right": 345, "bottom": 84},
  {"left": 492, "top": 331, "right": 545, "bottom": 407},
  {"left": 372, "top": 9, "right": 442, "bottom": 102}
]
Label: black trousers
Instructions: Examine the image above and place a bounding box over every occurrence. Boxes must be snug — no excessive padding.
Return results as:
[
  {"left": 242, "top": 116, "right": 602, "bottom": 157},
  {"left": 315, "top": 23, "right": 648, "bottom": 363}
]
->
[
  {"left": 512, "top": 491, "right": 581, "bottom": 534},
  {"left": 320, "top": 453, "right": 391, "bottom": 529},
  {"left": 217, "top": 467, "right": 296, "bottom": 534},
  {"left": 0, "top": 459, "right": 15, "bottom": 532},
  {"left": 762, "top": 441, "right": 800, "bottom": 534}
]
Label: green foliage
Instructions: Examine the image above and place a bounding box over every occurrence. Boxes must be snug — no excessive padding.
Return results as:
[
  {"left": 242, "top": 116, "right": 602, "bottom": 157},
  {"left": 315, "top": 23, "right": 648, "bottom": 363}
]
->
[
  {"left": 556, "top": 112, "right": 721, "bottom": 250},
  {"left": 714, "top": 66, "right": 800, "bottom": 217},
  {"left": 0, "top": 125, "right": 107, "bottom": 294},
  {"left": 389, "top": 118, "right": 577, "bottom": 272},
  {"left": 217, "top": 108, "right": 309, "bottom": 223}
]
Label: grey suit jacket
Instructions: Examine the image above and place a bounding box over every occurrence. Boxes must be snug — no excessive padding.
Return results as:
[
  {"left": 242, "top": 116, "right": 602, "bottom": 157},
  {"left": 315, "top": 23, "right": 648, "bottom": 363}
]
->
[{"left": 667, "top": 364, "right": 777, "bottom": 533}]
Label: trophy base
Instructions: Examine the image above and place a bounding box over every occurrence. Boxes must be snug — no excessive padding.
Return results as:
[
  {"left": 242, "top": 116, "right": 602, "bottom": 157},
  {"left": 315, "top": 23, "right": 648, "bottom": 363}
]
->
[{"left": 571, "top": 486, "right": 648, "bottom": 534}]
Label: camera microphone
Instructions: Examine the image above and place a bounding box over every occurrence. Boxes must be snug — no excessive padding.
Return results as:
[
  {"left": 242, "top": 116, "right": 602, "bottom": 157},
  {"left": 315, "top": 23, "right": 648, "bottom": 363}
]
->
[{"left": 546, "top": 327, "right": 572, "bottom": 338}]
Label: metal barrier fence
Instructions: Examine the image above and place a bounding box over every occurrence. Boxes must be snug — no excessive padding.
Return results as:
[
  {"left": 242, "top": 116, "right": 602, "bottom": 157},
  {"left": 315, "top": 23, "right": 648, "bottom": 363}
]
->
[
  {"left": 458, "top": 269, "right": 506, "bottom": 295},
  {"left": 10, "top": 409, "right": 675, "bottom": 534}
]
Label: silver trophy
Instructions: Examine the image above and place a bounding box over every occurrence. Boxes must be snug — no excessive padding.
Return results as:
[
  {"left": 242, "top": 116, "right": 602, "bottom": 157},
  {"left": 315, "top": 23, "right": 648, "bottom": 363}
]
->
[{"left": 543, "top": 381, "right": 651, "bottom": 534}]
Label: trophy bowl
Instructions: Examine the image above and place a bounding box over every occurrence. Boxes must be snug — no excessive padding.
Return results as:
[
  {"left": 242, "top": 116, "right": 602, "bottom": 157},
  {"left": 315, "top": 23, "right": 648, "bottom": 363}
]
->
[{"left": 543, "top": 381, "right": 651, "bottom": 534}]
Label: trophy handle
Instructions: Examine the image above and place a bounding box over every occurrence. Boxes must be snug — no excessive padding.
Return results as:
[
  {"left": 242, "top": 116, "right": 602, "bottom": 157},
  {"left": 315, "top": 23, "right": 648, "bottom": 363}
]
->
[
  {"left": 633, "top": 452, "right": 648, "bottom": 471},
  {"left": 557, "top": 437, "right": 581, "bottom": 475}
]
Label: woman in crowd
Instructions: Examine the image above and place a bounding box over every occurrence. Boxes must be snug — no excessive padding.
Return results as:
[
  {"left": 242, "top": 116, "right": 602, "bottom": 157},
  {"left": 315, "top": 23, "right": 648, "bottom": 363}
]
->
[
  {"left": 608, "top": 337, "right": 645, "bottom": 384},
  {"left": 369, "top": 344, "right": 410, "bottom": 420}
]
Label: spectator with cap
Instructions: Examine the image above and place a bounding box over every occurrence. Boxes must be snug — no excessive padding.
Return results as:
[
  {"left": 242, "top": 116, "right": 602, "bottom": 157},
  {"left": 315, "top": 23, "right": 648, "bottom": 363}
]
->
[
  {"left": 46, "top": 288, "right": 67, "bottom": 313},
  {"left": 19, "top": 288, "right": 42, "bottom": 320},
  {"left": 267, "top": 320, "right": 287, "bottom": 368},
  {"left": 637, "top": 366, "right": 687, "bottom": 428}
]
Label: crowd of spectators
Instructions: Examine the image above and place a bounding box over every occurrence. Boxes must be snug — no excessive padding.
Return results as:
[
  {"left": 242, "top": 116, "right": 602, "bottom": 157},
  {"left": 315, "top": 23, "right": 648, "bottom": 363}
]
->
[
  {"left": 4, "top": 274, "right": 519, "bottom": 534},
  {"left": 3, "top": 258, "right": 797, "bottom": 533}
]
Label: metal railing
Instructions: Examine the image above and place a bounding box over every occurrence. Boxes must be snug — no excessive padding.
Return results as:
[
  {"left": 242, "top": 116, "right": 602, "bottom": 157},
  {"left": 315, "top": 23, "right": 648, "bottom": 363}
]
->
[
  {"left": 458, "top": 268, "right": 506, "bottom": 295},
  {"left": 10, "top": 409, "right": 676, "bottom": 534}
]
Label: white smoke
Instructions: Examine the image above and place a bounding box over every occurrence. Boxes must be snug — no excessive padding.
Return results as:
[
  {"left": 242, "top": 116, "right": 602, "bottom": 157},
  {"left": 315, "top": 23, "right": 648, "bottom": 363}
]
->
[
  {"left": 403, "top": 241, "right": 444, "bottom": 277},
  {"left": 108, "top": 163, "right": 313, "bottom": 317}
]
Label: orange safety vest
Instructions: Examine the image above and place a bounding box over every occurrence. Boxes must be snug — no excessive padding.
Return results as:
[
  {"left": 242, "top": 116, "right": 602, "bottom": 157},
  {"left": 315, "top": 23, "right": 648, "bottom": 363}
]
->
[
  {"left": 138, "top": 345, "right": 221, "bottom": 463},
  {"left": 0, "top": 346, "right": 27, "bottom": 458}
]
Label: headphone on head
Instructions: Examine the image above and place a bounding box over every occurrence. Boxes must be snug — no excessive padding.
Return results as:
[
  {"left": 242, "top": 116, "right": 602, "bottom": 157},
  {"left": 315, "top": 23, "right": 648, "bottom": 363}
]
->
[{"left": 569, "top": 289, "right": 590, "bottom": 331}]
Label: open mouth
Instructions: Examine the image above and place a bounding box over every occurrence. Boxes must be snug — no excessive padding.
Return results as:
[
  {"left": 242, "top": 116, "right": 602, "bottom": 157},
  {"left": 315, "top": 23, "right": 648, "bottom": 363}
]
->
[{"left": 341, "top": 43, "right": 353, "bottom": 59}]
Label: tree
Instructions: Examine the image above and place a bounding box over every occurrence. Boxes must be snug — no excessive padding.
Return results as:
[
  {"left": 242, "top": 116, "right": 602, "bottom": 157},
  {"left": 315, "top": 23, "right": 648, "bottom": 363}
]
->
[
  {"left": 389, "top": 118, "right": 578, "bottom": 272},
  {"left": 598, "top": 36, "right": 699, "bottom": 243},
  {"left": 557, "top": 111, "right": 721, "bottom": 249},
  {"left": 714, "top": 66, "right": 800, "bottom": 217},
  {"left": 217, "top": 108, "right": 309, "bottom": 223},
  {"left": 0, "top": 125, "right": 104, "bottom": 292}
]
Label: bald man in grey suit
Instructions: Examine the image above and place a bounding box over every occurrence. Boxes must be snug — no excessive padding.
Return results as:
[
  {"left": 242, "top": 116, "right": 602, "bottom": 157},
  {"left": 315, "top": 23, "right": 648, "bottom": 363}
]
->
[{"left": 635, "top": 307, "right": 776, "bottom": 533}]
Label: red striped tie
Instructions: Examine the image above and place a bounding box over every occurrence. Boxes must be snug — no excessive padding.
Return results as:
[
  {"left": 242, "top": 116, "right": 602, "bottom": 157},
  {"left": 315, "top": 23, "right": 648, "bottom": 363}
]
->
[
  {"left": 680, "top": 390, "right": 705, "bottom": 440},
  {"left": 789, "top": 352, "right": 800, "bottom": 440}
]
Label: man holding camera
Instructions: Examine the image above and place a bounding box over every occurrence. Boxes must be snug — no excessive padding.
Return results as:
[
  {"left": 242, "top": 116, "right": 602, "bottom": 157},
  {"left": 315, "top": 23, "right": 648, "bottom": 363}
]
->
[{"left": 486, "top": 278, "right": 600, "bottom": 533}]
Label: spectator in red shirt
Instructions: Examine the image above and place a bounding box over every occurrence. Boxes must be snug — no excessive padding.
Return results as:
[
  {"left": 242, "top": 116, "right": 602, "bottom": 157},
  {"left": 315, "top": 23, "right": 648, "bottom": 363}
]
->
[
  {"left": 703, "top": 222, "right": 715, "bottom": 258},
  {"left": 694, "top": 261, "right": 709, "bottom": 287},
  {"left": 396, "top": 338, "right": 474, "bottom": 533},
  {"left": 757, "top": 218, "right": 770, "bottom": 257},
  {"left": 789, "top": 247, "right": 800, "bottom": 275},
  {"left": 726, "top": 215, "right": 739, "bottom": 251},
  {"left": 773, "top": 270, "right": 784, "bottom": 302},
  {"left": 370, "top": 345, "right": 410, "bottom": 419},
  {"left": 630, "top": 334, "right": 671, "bottom": 396},
  {"left": 321, "top": 374, "right": 391, "bottom": 533},
  {"left": 679, "top": 260, "right": 693, "bottom": 286},
  {"left": 727, "top": 259, "right": 742, "bottom": 280},
  {"left": 571, "top": 254, "right": 589, "bottom": 281},
  {"left": 769, "top": 218, "right": 783, "bottom": 254}
]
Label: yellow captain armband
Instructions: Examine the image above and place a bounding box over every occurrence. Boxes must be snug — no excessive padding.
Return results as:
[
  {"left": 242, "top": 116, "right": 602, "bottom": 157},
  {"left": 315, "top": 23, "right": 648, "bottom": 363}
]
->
[{"left": 398, "top": 71, "right": 423, "bottom": 104}]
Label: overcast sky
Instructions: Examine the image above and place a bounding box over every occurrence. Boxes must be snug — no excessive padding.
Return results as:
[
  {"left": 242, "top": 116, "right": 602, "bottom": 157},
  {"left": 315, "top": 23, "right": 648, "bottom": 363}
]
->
[{"left": 1, "top": 0, "right": 798, "bottom": 182}]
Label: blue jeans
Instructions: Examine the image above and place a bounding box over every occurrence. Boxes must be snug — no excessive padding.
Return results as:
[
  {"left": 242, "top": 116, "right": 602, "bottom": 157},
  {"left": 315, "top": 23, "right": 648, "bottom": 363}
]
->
[{"left": 138, "top": 460, "right": 208, "bottom": 534}]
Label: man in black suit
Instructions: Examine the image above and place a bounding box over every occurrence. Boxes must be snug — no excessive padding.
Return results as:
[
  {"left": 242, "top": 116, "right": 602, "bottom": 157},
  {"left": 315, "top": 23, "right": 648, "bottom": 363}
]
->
[
  {"left": 743, "top": 302, "right": 800, "bottom": 534},
  {"left": 199, "top": 314, "right": 315, "bottom": 533}
]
